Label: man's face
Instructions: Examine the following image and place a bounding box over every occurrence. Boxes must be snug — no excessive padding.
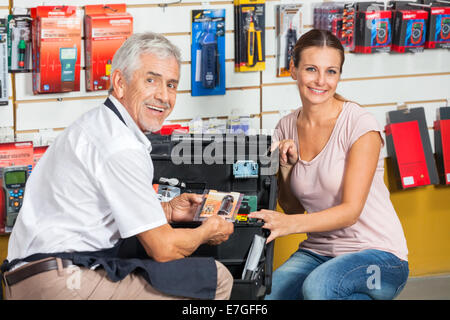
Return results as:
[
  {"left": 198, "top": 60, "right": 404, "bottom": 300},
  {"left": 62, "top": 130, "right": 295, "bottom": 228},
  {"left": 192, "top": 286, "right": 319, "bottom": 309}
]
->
[{"left": 118, "top": 53, "right": 180, "bottom": 132}]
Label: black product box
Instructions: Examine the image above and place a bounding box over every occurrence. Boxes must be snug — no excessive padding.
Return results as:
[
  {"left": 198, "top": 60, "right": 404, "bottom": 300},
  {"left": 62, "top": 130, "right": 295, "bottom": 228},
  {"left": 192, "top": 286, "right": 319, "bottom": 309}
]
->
[
  {"left": 385, "top": 107, "right": 439, "bottom": 190},
  {"left": 354, "top": 3, "right": 393, "bottom": 53},
  {"left": 392, "top": 2, "right": 429, "bottom": 53},
  {"left": 120, "top": 134, "right": 277, "bottom": 300},
  {"left": 434, "top": 107, "right": 450, "bottom": 185},
  {"left": 424, "top": 4, "right": 450, "bottom": 49}
]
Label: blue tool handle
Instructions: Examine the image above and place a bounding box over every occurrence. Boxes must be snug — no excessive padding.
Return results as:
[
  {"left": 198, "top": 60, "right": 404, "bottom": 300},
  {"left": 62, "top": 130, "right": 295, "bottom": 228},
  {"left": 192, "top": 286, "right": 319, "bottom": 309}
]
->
[{"left": 201, "top": 42, "right": 217, "bottom": 89}]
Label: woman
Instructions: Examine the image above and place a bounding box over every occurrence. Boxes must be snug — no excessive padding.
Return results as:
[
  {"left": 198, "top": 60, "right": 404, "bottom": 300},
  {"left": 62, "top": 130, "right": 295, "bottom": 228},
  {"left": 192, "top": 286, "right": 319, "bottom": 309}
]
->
[{"left": 248, "top": 29, "right": 409, "bottom": 300}]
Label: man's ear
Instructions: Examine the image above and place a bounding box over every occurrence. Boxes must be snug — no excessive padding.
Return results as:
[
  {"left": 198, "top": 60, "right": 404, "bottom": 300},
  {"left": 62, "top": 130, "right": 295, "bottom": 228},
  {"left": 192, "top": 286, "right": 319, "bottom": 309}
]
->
[
  {"left": 290, "top": 59, "right": 297, "bottom": 81},
  {"left": 111, "top": 69, "right": 126, "bottom": 99}
]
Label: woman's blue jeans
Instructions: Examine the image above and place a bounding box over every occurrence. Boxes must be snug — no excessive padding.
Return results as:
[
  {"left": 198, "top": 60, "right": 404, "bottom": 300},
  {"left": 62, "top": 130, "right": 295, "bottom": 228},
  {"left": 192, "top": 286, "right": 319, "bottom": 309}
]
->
[{"left": 265, "top": 248, "right": 409, "bottom": 300}]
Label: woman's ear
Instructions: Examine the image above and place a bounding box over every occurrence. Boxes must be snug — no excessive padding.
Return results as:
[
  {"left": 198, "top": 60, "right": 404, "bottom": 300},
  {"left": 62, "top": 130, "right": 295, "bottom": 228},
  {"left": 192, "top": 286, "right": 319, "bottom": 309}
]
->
[{"left": 290, "top": 59, "right": 297, "bottom": 81}]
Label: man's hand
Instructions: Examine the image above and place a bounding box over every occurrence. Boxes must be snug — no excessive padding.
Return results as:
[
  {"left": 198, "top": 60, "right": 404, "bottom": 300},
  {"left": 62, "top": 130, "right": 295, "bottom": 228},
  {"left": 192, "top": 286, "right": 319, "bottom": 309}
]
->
[
  {"left": 201, "top": 215, "right": 234, "bottom": 246},
  {"left": 165, "top": 193, "right": 204, "bottom": 223}
]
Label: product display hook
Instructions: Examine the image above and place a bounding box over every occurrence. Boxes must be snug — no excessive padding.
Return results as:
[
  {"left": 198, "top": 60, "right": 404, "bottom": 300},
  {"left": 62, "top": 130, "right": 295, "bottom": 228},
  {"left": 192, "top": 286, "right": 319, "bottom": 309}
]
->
[{"left": 158, "top": 0, "right": 182, "bottom": 13}]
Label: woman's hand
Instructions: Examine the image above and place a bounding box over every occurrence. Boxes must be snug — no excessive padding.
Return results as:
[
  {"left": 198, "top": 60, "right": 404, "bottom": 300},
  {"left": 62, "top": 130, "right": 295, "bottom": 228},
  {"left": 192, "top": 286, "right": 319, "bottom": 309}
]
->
[
  {"left": 271, "top": 139, "right": 298, "bottom": 166},
  {"left": 248, "top": 210, "right": 297, "bottom": 243}
]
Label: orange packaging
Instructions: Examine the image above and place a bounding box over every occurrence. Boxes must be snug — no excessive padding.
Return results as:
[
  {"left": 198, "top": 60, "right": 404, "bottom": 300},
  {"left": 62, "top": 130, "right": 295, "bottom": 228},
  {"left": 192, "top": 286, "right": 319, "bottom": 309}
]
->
[
  {"left": 84, "top": 4, "right": 133, "bottom": 91},
  {"left": 31, "top": 6, "right": 82, "bottom": 94},
  {"left": 0, "top": 141, "right": 34, "bottom": 234}
]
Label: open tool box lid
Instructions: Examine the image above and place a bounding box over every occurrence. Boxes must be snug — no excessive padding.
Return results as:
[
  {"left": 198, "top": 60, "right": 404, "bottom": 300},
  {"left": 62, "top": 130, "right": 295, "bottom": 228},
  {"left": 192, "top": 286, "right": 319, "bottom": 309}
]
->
[{"left": 120, "top": 133, "right": 277, "bottom": 299}]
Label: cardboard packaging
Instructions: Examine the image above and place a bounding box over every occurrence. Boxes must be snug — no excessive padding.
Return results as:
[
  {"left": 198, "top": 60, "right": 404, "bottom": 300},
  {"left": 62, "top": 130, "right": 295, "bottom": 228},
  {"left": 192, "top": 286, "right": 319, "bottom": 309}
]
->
[
  {"left": 84, "top": 4, "right": 133, "bottom": 91},
  {"left": 31, "top": 6, "right": 82, "bottom": 94},
  {"left": 385, "top": 107, "right": 439, "bottom": 190},
  {"left": 0, "top": 141, "right": 34, "bottom": 234},
  {"left": 354, "top": 3, "right": 393, "bottom": 53},
  {"left": 276, "top": 4, "right": 302, "bottom": 77},
  {"left": 191, "top": 8, "right": 226, "bottom": 96},
  {"left": 234, "top": 0, "right": 265, "bottom": 72},
  {"left": 424, "top": 5, "right": 450, "bottom": 49},
  {"left": 392, "top": 3, "right": 429, "bottom": 53},
  {"left": 434, "top": 107, "right": 450, "bottom": 185}
]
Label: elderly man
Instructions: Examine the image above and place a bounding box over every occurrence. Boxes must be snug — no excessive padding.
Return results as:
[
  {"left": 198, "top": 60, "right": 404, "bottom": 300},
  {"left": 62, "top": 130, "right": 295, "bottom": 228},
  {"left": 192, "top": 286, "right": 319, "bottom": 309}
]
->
[{"left": 2, "top": 32, "right": 234, "bottom": 300}]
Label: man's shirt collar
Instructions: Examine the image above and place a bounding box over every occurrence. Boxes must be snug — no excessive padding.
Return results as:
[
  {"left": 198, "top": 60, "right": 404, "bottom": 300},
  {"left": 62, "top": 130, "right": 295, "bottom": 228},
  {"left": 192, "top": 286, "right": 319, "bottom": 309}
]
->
[{"left": 107, "top": 95, "right": 152, "bottom": 152}]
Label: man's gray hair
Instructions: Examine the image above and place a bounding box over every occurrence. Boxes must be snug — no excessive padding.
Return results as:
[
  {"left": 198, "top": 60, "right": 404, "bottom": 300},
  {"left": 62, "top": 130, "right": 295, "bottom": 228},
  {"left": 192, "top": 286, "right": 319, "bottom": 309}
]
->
[{"left": 108, "top": 32, "right": 182, "bottom": 94}]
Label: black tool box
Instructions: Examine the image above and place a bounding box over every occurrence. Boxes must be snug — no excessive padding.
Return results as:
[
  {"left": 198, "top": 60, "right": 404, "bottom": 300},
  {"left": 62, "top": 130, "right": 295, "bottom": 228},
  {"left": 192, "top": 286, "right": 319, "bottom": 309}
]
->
[{"left": 120, "top": 133, "right": 277, "bottom": 300}]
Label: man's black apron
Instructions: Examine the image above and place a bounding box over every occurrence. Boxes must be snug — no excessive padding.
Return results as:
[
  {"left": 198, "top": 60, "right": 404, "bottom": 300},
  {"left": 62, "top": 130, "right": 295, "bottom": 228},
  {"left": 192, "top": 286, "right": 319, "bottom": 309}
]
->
[{"left": 0, "top": 98, "right": 217, "bottom": 300}]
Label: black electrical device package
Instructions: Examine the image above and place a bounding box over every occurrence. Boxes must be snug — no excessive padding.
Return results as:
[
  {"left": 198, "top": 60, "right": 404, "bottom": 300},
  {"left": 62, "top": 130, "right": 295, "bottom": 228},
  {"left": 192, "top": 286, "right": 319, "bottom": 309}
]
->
[
  {"left": 354, "top": 2, "right": 393, "bottom": 53},
  {"left": 434, "top": 107, "right": 450, "bottom": 185},
  {"left": 385, "top": 107, "right": 439, "bottom": 190},
  {"left": 120, "top": 133, "right": 277, "bottom": 300}
]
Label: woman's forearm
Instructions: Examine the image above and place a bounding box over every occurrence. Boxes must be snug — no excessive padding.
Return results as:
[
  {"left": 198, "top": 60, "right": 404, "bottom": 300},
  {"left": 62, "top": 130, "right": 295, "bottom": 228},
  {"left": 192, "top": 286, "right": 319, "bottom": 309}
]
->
[{"left": 291, "top": 203, "right": 361, "bottom": 234}]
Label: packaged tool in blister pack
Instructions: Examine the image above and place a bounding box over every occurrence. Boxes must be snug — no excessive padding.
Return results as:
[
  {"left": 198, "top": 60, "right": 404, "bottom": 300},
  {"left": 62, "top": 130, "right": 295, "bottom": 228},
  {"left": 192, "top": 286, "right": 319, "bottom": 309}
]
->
[
  {"left": 392, "top": 2, "right": 428, "bottom": 53},
  {"left": 0, "top": 141, "right": 34, "bottom": 234},
  {"left": 195, "top": 189, "right": 244, "bottom": 222},
  {"left": 342, "top": 3, "right": 356, "bottom": 51},
  {"left": 7, "top": 14, "right": 32, "bottom": 72},
  {"left": 313, "top": 2, "right": 345, "bottom": 45},
  {"left": 354, "top": 2, "right": 393, "bottom": 53},
  {"left": 422, "top": 0, "right": 450, "bottom": 49},
  {"left": 234, "top": 0, "right": 265, "bottom": 72},
  {"left": 276, "top": 4, "right": 302, "bottom": 77},
  {"left": 0, "top": 19, "right": 8, "bottom": 106},
  {"left": 84, "top": 4, "right": 133, "bottom": 91},
  {"left": 191, "top": 9, "right": 226, "bottom": 96},
  {"left": 31, "top": 6, "right": 82, "bottom": 94}
]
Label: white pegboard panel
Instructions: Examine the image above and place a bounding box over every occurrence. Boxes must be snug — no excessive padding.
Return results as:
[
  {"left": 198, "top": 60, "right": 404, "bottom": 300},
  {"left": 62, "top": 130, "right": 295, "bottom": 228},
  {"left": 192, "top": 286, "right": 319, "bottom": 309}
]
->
[
  {"left": 167, "top": 88, "right": 260, "bottom": 120},
  {"left": 265, "top": 28, "right": 276, "bottom": 57},
  {"left": 129, "top": 3, "right": 234, "bottom": 35},
  {"left": 0, "top": 101, "right": 13, "bottom": 127},
  {"left": 15, "top": 97, "right": 103, "bottom": 131},
  {"left": 225, "top": 61, "right": 260, "bottom": 88},
  {"left": 261, "top": 74, "right": 450, "bottom": 112},
  {"left": 178, "top": 63, "right": 191, "bottom": 91},
  {"left": 14, "top": 70, "right": 107, "bottom": 102},
  {"left": 262, "top": 50, "right": 450, "bottom": 85},
  {"left": 338, "top": 74, "right": 450, "bottom": 106},
  {"left": 341, "top": 50, "right": 450, "bottom": 80},
  {"left": 261, "top": 112, "right": 282, "bottom": 131},
  {"left": 261, "top": 83, "right": 298, "bottom": 112}
]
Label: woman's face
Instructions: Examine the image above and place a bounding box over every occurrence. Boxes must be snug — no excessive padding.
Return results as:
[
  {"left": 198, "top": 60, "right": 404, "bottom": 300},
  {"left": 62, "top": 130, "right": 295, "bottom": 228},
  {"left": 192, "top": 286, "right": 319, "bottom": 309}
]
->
[{"left": 290, "top": 46, "right": 342, "bottom": 107}]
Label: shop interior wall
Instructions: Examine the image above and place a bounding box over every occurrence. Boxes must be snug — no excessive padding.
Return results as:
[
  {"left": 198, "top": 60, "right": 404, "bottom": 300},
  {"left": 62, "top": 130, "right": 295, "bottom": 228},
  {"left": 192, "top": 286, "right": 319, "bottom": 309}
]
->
[{"left": 0, "top": 0, "right": 449, "bottom": 276}]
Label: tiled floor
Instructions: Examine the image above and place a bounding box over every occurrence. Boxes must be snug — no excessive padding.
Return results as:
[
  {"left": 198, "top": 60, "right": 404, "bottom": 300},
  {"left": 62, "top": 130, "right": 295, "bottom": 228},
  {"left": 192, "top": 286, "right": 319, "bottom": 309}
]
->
[{"left": 396, "top": 274, "right": 450, "bottom": 300}]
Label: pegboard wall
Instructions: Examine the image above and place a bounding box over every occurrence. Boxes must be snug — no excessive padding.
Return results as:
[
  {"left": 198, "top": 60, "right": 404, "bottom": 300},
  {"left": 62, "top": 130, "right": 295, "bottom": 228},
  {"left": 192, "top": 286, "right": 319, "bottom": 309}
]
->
[{"left": 0, "top": 0, "right": 449, "bottom": 158}]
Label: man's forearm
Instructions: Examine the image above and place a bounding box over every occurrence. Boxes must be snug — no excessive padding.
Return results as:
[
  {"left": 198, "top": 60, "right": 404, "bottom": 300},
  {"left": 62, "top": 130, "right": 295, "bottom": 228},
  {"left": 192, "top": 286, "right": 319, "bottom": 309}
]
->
[
  {"left": 160, "top": 202, "right": 172, "bottom": 222},
  {"left": 138, "top": 223, "right": 209, "bottom": 262}
]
